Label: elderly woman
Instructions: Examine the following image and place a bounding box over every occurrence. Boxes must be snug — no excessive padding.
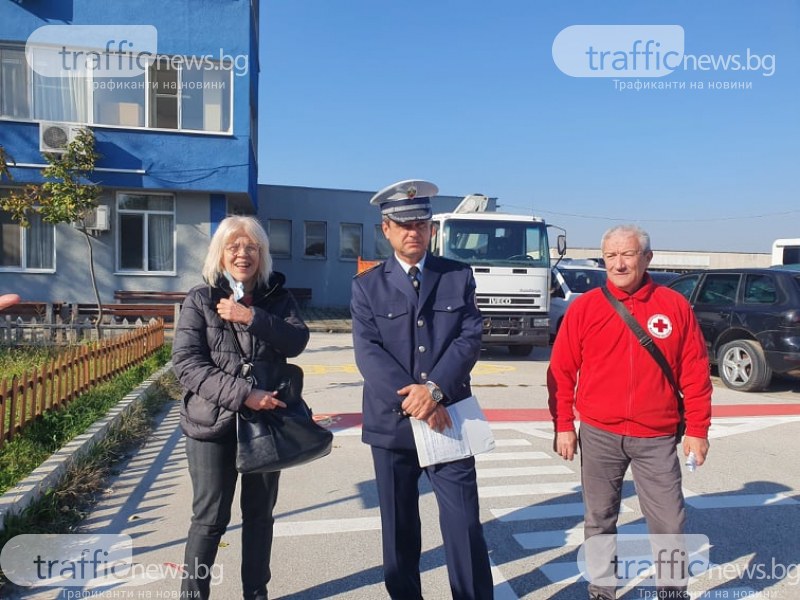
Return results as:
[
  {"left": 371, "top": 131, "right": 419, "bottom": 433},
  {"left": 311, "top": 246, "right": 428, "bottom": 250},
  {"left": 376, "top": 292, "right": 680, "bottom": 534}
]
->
[{"left": 172, "top": 215, "right": 309, "bottom": 600}]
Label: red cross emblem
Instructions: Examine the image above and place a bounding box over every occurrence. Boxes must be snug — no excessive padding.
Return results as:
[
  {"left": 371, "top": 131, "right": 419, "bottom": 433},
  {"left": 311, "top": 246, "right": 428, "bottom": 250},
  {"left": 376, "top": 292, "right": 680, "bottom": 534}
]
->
[{"left": 647, "top": 314, "right": 673, "bottom": 339}]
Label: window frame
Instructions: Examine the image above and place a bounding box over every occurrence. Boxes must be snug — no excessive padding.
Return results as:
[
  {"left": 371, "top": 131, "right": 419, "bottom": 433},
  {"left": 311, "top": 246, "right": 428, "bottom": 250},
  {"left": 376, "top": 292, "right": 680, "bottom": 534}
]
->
[
  {"left": 743, "top": 273, "right": 778, "bottom": 305},
  {"left": 303, "top": 221, "right": 327, "bottom": 259},
  {"left": 374, "top": 223, "right": 392, "bottom": 260},
  {"left": 0, "top": 45, "right": 31, "bottom": 120},
  {"left": 115, "top": 191, "right": 176, "bottom": 275},
  {"left": 339, "top": 222, "right": 362, "bottom": 261},
  {"left": 267, "top": 219, "right": 292, "bottom": 258},
  {"left": 0, "top": 196, "right": 57, "bottom": 273},
  {"left": 695, "top": 273, "right": 740, "bottom": 306}
]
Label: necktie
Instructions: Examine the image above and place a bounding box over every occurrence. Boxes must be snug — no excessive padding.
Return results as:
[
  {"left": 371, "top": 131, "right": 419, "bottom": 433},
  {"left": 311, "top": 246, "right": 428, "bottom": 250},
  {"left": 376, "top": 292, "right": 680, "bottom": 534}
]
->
[{"left": 409, "top": 266, "right": 421, "bottom": 295}]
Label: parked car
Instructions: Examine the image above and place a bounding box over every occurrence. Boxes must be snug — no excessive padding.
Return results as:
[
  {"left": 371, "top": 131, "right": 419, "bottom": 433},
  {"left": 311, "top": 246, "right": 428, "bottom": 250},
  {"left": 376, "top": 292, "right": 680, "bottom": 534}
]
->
[
  {"left": 550, "top": 263, "right": 682, "bottom": 340},
  {"left": 668, "top": 268, "right": 800, "bottom": 392},
  {"left": 550, "top": 262, "right": 607, "bottom": 338},
  {"left": 648, "top": 270, "right": 682, "bottom": 285}
]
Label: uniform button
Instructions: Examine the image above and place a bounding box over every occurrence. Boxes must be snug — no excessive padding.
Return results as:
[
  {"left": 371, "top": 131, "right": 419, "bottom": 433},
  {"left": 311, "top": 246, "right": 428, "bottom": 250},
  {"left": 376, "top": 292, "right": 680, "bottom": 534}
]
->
[
  {"left": 417, "top": 319, "right": 424, "bottom": 327},
  {"left": 447, "top": 305, "right": 453, "bottom": 311},
  {"left": 420, "top": 372, "right": 428, "bottom": 380},
  {"left": 387, "top": 312, "right": 393, "bottom": 318},
  {"left": 418, "top": 345, "right": 426, "bottom": 353}
]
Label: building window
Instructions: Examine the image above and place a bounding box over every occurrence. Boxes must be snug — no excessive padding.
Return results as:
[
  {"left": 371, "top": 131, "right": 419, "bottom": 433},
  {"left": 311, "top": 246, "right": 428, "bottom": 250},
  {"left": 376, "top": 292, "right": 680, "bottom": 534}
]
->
[
  {"left": 31, "top": 46, "right": 88, "bottom": 122},
  {"left": 374, "top": 224, "right": 392, "bottom": 259},
  {"left": 304, "top": 221, "right": 326, "bottom": 258},
  {"left": 339, "top": 223, "right": 362, "bottom": 260},
  {"left": 1, "top": 42, "right": 232, "bottom": 134},
  {"left": 94, "top": 72, "right": 145, "bottom": 127},
  {"left": 149, "top": 63, "right": 179, "bottom": 129},
  {"left": 0, "top": 45, "right": 31, "bottom": 119},
  {"left": 181, "top": 64, "right": 231, "bottom": 132},
  {"left": 268, "top": 219, "right": 291, "bottom": 258},
  {"left": 149, "top": 60, "right": 232, "bottom": 131},
  {"left": 117, "top": 193, "right": 175, "bottom": 273},
  {"left": 0, "top": 204, "right": 55, "bottom": 271}
]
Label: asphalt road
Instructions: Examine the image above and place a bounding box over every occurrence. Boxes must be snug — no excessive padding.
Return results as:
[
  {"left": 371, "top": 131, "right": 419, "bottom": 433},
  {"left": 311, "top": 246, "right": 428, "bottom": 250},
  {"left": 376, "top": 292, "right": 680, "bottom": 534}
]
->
[{"left": 7, "top": 333, "right": 800, "bottom": 600}]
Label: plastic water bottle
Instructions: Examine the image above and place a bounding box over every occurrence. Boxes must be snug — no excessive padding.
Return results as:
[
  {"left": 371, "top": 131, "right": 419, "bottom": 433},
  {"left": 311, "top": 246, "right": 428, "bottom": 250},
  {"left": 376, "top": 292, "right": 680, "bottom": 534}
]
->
[{"left": 685, "top": 451, "right": 697, "bottom": 472}]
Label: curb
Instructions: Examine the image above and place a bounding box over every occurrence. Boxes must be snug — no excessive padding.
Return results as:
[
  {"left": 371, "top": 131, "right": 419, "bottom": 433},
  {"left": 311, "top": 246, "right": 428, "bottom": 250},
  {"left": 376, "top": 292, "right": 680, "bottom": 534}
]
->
[{"left": 0, "top": 362, "right": 175, "bottom": 533}]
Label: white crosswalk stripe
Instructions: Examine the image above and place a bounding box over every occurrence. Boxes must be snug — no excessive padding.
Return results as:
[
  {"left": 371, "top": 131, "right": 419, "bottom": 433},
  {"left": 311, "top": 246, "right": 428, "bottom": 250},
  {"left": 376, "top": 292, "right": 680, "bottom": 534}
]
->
[
  {"left": 269, "top": 418, "right": 794, "bottom": 599},
  {"left": 475, "top": 451, "right": 551, "bottom": 461},
  {"left": 470, "top": 419, "right": 791, "bottom": 598},
  {"left": 477, "top": 465, "right": 573, "bottom": 478}
]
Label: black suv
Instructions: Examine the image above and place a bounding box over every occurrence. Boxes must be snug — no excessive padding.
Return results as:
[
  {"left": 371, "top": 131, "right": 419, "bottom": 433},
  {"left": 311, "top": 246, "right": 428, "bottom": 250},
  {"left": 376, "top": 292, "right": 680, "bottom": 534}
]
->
[{"left": 668, "top": 268, "right": 800, "bottom": 392}]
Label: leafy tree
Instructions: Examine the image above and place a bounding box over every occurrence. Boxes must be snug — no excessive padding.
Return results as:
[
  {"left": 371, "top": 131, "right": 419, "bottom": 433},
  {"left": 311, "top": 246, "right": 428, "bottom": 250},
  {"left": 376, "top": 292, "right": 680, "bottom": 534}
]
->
[
  {"left": 0, "top": 130, "right": 106, "bottom": 336},
  {"left": 0, "top": 145, "right": 13, "bottom": 182}
]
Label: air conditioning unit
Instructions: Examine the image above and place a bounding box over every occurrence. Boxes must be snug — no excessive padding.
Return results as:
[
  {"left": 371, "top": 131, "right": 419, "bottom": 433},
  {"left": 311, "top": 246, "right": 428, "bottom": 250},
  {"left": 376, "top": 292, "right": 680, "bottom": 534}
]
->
[
  {"left": 39, "top": 122, "right": 83, "bottom": 154},
  {"left": 83, "top": 205, "right": 110, "bottom": 232}
]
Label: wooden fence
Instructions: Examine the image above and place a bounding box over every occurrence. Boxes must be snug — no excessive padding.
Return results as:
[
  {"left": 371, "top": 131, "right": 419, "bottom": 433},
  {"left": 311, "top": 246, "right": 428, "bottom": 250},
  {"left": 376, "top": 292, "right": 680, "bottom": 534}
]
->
[{"left": 0, "top": 320, "right": 165, "bottom": 449}]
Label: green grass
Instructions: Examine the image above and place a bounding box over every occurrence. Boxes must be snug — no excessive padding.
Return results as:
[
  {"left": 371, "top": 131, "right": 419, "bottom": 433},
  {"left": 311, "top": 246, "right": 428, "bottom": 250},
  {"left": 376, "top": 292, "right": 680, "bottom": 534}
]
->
[
  {"left": 0, "top": 344, "right": 171, "bottom": 495},
  {"left": 0, "top": 346, "right": 64, "bottom": 379}
]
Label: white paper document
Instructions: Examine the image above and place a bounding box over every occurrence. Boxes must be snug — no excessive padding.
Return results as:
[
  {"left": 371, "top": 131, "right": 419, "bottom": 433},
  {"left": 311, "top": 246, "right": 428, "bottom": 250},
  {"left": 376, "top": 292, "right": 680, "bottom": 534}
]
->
[{"left": 410, "top": 395, "right": 495, "bottom": 467}]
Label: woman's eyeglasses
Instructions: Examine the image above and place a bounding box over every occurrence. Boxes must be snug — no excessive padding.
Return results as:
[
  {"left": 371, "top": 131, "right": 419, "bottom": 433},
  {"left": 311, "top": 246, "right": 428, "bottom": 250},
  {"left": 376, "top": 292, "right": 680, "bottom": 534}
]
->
[{"left": 225, "top": 244, "right": 260, "bottom": 256}]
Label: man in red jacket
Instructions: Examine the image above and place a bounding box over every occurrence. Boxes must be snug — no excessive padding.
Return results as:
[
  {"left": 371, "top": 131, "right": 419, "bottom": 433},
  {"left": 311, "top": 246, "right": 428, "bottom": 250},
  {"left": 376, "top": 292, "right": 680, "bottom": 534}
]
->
[{"left": 548, "top": 225, "right": 712, "bottom": 600}]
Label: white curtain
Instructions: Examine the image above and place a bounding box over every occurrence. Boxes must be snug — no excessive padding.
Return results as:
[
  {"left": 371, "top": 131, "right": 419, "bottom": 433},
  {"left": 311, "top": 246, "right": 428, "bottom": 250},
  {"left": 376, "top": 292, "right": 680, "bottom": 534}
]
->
[
  {"left": 26, "top": 213, "right": 55, "bottom": 269},
  {"left": 32, "top": 47, "right": 88, "bottom": 122},
  {"left": 1, "top": 47, "right": 31, "bottom": 118},
  {"left": 148, "top": 214, "right": 174, "bottom": 272}
]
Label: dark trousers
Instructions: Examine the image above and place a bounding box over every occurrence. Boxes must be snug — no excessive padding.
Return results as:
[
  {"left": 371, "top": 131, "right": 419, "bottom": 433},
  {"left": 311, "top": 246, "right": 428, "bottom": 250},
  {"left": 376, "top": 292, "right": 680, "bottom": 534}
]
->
[
  {"left": 371, "top": 446, "right": 493, "bottom": 600},
  {"left": 579, "top": 423, "right": 687, "bottom": 600},
  {"left": 182, "top": 435, "right": 281, "bottom": 600}
]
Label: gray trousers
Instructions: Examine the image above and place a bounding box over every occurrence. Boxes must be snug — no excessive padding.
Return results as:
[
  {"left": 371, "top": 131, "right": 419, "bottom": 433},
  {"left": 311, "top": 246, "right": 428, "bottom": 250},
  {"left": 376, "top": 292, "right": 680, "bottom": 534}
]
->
[
  {"left": 182, "top": 435, "right": 281, "bottom": 600},
  {"left": 578, "top": 423, "right": 687, "bottom": 599}
]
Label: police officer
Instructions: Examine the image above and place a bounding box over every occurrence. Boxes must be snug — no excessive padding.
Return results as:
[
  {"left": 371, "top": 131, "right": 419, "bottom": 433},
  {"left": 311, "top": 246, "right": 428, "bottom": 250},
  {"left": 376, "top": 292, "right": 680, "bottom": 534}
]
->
[{"left": 351, "top": 179, "right": 493, "bottom": 600}]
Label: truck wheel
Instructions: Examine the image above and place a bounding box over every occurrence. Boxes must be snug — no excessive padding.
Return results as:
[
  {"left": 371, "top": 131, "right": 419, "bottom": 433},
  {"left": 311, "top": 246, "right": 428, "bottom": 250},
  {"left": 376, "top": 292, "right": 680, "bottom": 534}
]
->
[
  {"left": 717, "top": 339, "right": 772, "bottom": 392},
  {"left": 508, "top": 345, "right": 533, "bottom": 357}
]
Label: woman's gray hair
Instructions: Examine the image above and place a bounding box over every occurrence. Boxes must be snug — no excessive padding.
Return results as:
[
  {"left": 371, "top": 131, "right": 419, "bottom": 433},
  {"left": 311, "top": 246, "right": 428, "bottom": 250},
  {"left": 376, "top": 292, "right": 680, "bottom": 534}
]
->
[
  {"left": 202, "top": 215, "right": 273, "bottom": 286},
  {"left": 601, "top": 224, "right": 651, "bottom": 253}
]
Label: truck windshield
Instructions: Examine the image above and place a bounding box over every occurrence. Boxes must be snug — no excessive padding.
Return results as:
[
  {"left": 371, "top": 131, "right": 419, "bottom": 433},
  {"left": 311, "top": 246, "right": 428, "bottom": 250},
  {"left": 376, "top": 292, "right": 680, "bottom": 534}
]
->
[{"left": 440, "top": 219, "right": 550, "bottom": 267}]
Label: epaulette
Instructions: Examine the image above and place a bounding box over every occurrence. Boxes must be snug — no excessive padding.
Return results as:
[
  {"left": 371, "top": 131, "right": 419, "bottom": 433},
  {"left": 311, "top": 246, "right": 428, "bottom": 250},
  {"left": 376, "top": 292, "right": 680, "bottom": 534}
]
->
[{"left": 354, "top": 261, "right": 383, "bottom": 278}]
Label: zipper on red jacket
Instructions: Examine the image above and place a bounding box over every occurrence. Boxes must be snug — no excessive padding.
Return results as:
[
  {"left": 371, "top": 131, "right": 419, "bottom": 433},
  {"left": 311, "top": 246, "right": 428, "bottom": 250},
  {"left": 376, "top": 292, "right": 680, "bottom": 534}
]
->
[{"left": 624, "top": 296, "right": 636, "bottom": 436}]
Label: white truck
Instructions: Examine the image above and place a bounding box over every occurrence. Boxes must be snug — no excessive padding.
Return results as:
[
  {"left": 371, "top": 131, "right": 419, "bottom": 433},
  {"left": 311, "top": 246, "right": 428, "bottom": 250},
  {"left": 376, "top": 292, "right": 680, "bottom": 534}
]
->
[
  {"left": 771, "top": 238, "right": 800, "bottom": 266},
  {"left": 429, "top": 195, "right": 566, "bottom": 356}
]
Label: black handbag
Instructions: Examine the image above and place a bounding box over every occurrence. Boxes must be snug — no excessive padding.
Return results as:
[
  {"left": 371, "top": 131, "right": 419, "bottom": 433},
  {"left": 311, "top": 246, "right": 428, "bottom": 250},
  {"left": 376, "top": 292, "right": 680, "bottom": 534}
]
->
[
  {"left": 228, "top": 322, "right": 333, "bottom": 473},
  {"left": 601, "top": 287, "right": 686, "bottom": 441}
]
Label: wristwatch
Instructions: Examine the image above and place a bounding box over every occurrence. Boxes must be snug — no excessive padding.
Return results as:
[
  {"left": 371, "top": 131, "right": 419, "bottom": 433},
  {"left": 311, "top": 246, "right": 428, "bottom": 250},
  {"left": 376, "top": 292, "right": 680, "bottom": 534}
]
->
[{"left": 425, "top": 381, "right": 444, "bottom": 403}]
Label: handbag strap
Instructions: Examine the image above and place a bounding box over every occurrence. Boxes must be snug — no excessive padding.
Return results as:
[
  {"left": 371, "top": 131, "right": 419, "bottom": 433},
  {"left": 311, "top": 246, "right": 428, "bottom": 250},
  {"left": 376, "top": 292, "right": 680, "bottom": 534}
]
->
[
  {"left": 601, "top": 286, "right": 684, "bottom": 405},
  {"left": 227, "top": 320, "right": 250, "bottom": 362}
]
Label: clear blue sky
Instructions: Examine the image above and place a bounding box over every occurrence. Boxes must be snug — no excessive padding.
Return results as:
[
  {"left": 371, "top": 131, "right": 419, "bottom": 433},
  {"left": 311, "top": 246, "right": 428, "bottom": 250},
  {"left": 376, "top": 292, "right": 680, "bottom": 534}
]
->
[{"left": 258, "top": 1, "right": 800, "bottom": 254}]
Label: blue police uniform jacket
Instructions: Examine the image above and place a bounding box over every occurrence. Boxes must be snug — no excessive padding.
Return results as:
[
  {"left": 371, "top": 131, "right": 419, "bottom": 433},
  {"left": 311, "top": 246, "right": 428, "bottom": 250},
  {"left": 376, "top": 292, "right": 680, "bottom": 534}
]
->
[{"left": 351, "top": 254, "right": 483, "bottom": 450}]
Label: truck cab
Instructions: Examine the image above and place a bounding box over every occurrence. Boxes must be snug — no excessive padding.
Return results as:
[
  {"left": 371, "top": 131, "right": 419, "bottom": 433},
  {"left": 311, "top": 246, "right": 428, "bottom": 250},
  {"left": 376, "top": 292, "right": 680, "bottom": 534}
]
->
[{"left": 429, "top": 209, "right": 564, "bottom": 356}]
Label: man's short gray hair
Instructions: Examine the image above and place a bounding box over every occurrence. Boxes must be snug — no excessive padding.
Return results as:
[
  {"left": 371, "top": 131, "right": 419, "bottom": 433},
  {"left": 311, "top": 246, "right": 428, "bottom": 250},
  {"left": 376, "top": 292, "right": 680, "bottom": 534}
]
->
[{"left": 600, "top": 224, "right": 651, "bottom": 253}]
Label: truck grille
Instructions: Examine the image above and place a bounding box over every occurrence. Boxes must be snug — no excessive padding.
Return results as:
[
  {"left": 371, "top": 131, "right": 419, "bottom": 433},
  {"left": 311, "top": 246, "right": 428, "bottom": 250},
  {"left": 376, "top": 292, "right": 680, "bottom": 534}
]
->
[{"left": 476, "top": 293, "right": 542, "bottom": 311}]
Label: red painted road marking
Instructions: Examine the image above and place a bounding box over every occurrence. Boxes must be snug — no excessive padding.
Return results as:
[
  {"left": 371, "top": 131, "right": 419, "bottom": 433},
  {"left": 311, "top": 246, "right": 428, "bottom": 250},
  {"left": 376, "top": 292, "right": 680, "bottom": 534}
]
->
[
  {"left": 315, "top": 404, "right": 800, "bottom": 429},
  {"left": 711, "top": 404, "right": 800, "bottom": 417}
]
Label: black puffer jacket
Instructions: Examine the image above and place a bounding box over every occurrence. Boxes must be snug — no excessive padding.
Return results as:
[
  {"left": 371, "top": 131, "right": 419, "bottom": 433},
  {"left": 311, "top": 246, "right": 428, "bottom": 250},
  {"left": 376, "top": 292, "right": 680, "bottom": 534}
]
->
[{"left": 173, "top": 272, "right": 310, "bottom": 440}]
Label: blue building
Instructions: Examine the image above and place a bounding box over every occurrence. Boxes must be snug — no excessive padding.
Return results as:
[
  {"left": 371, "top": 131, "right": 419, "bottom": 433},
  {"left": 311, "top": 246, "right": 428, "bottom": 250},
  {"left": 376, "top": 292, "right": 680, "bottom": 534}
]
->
[{"left": 0, "top": 0, "right": 259, "bottom": 302}]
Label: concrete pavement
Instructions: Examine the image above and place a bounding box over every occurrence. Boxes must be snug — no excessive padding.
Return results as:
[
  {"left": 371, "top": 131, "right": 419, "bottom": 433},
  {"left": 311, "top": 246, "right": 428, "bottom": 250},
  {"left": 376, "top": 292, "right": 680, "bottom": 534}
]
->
[{"left": 4, "top": 331, "right": 800, "bottom": 599}]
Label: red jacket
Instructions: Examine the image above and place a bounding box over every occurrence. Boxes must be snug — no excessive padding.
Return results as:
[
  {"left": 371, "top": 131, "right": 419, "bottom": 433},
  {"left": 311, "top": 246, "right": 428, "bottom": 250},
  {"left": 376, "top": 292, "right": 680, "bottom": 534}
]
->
[{"left": 547, "top": 277, "right": 712, "bottom": 438}]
